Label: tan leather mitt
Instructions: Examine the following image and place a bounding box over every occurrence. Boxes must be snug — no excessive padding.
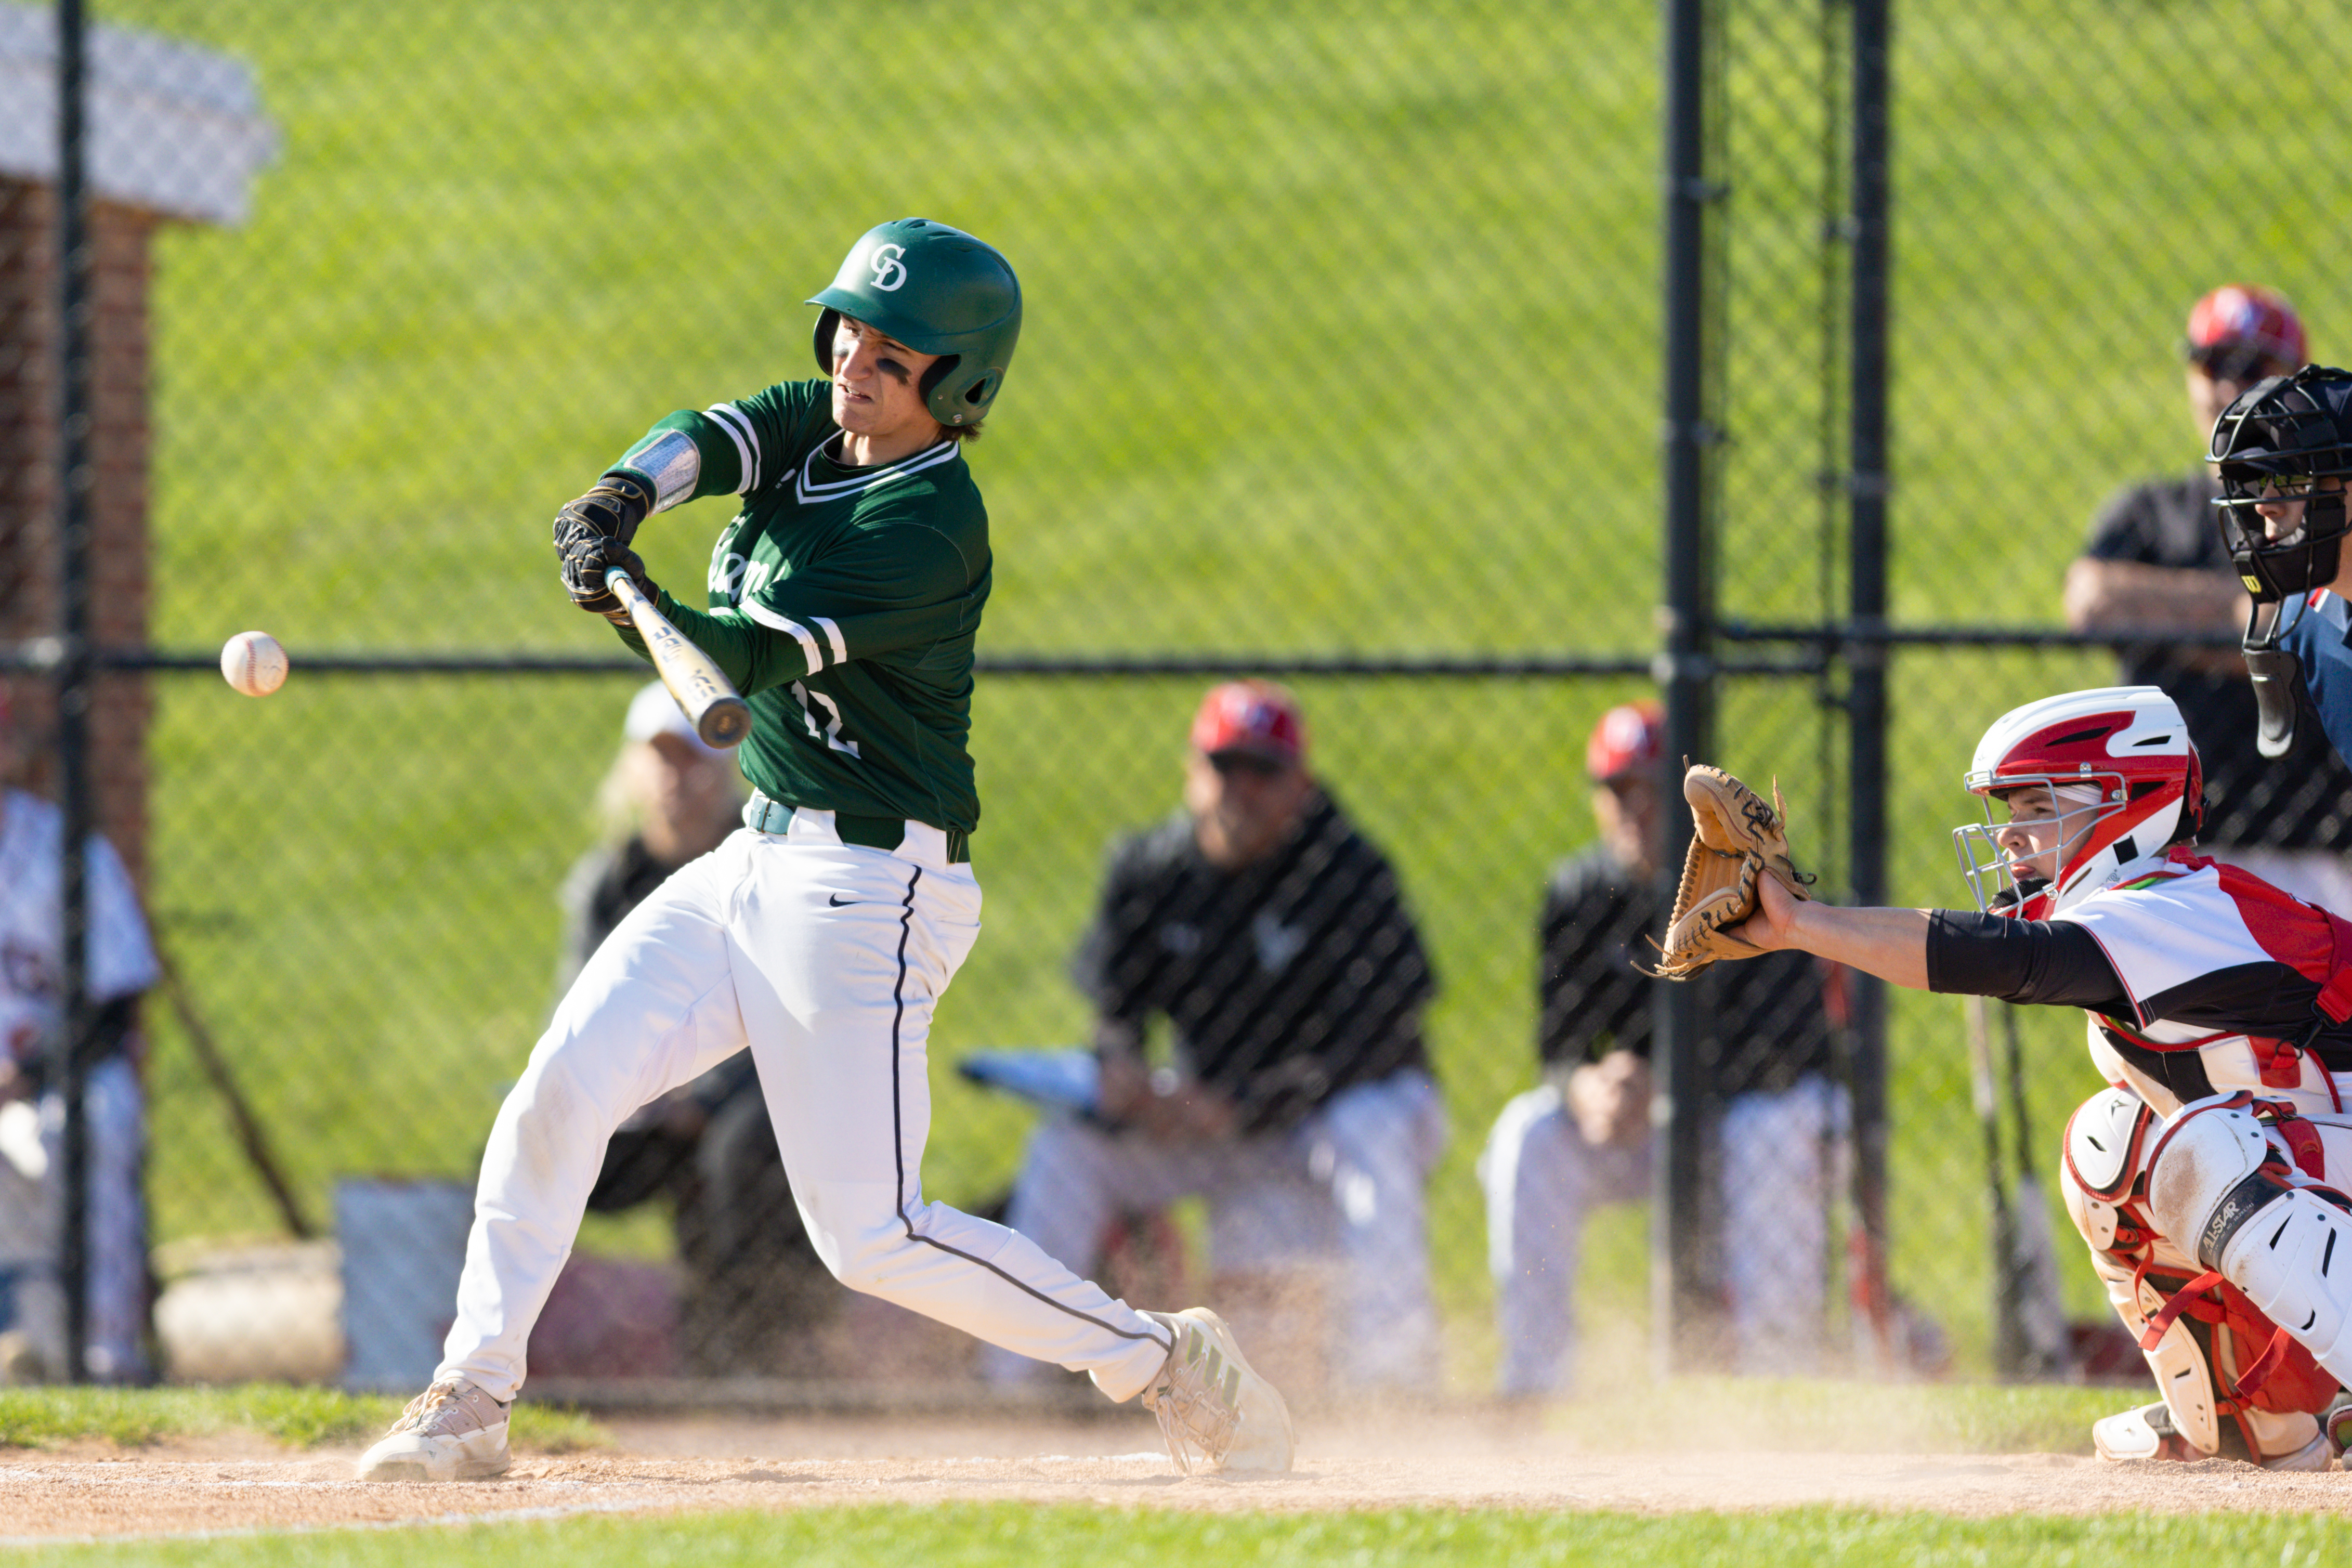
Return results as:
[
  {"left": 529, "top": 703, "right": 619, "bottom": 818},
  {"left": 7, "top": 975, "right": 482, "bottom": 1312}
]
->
[{"left": 1645, "top": 764, "right": 1815, "bottom": 980}]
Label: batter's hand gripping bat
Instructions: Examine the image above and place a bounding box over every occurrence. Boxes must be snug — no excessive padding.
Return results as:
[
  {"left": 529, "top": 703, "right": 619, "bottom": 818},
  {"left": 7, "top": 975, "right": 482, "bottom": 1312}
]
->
[{"left": 606, "top": 568, "right": 751, "bottom": 749}]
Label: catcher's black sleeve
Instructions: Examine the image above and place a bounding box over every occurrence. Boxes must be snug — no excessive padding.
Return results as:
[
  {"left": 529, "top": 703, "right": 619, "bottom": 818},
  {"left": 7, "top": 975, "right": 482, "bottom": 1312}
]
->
[{"left": 1924, "top": 909, "right": 2128, "bottom": 1011}]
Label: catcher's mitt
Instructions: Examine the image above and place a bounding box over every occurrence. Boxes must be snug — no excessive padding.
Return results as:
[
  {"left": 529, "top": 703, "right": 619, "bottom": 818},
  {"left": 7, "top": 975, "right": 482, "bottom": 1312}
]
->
[{"left": 1644, "top": 764, "right": 1815, "bottom": 980}]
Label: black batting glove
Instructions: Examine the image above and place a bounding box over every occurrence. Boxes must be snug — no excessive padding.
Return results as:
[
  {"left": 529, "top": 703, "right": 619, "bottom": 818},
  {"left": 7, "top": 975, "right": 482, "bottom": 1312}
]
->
[
  {"left": 556, "top": 522, "right": 657, "bottom": 621},
  {"left": 553, "top": 472, "right": 654, "bottom": 550}
]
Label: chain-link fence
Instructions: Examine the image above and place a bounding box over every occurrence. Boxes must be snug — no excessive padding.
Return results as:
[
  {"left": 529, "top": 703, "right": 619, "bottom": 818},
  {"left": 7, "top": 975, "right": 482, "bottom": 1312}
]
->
[{"left": 3, "top": 0, "right": 2350, "bottom": 1406}]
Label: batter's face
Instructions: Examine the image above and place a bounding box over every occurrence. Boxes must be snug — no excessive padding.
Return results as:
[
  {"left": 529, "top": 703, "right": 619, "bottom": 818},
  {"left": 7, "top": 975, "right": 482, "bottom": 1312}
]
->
[
  {"left": 829, "top": 316, "right": 945, "bottom": 460},
  {"left": 1185, "top": 749, "right": 1314, "bottom": 870}
]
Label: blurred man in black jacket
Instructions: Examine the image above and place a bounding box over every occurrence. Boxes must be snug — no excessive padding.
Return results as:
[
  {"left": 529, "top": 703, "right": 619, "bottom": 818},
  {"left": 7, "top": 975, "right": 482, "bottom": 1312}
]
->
[
  {"left": 986, "top": 682, "right": 1445, "bottom": 1394},
  {"left": 1478, "top": 702, "right": 1843, "bottom": 1395}
]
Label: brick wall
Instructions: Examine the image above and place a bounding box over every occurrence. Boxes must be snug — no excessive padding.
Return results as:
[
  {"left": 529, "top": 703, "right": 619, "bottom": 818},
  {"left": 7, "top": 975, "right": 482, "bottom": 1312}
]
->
[{"left": 0, "top": 174, "right": 159, "bottom": 888}]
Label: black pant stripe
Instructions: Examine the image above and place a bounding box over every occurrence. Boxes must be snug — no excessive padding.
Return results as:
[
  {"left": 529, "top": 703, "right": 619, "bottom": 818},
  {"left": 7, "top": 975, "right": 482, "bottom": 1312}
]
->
[{"left": 883, "top": 865, "right": 1172, "bottom": 1354}]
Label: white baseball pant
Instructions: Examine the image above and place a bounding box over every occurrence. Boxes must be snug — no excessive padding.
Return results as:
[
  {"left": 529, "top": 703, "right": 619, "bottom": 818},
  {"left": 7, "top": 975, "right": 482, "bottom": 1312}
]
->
[
  {"left": 435, "top": 809, "right": 1174, "bottom": 1403},
  {"left": 1480, "top": 1073, "right": 1847, "bottom": 1395},
  {"left": 0, "top": 1056, "right": 146, "bottom": 1381},
  {"left": 981, "top": 1068, "right": 1447, "bottom": 1391}
]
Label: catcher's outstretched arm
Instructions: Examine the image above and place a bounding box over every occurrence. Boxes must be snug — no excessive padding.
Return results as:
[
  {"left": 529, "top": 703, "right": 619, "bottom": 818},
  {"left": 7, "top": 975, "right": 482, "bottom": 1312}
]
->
[{"left": 1732, "top": 872, "right": 1931, "bottom": 990}]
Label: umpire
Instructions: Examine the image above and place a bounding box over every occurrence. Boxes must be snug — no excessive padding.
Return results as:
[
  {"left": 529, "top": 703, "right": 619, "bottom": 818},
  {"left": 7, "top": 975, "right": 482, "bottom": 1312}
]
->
[
  {"left": 986, "top": 681, "right": 1445, "bottom": 1394},
  {"left": 1478, "top": 702, "right": 1843, "bottom": 1394}
]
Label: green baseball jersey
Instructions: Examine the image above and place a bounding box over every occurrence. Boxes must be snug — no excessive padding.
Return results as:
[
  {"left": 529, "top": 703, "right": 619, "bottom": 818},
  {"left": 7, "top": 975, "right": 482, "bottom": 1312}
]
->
[{"left": 608, "top": 379, "right": 991, "bottom": 834}]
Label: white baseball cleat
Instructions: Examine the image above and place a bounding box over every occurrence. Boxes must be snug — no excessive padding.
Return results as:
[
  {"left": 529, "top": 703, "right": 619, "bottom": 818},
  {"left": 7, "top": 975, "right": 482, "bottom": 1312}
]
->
[
  {"left": 354, "top": 1378, "right": 513, "bottom": 1482},
  {"left": 1139, "top": 1307, "right": 1295, "bottom": 1474},
  {"left": 2093, "top": 1401, "right": 2332, "bottom": 1471}
]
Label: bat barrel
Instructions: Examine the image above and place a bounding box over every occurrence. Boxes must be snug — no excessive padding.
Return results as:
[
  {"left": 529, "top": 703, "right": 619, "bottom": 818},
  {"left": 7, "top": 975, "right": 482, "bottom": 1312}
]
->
[
  {"left": 698, "top": 696, "right": 751, "bottom": 747},
  {"left": 605, "top": 566, "right": 751, "bottom": 750}
]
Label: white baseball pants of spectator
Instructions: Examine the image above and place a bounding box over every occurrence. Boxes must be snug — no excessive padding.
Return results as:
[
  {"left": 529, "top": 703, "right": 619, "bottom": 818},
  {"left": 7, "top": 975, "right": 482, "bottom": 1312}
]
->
[
  {"left": 1480, "top": 1072, "right": 1848, "bottom": 1396},
  {"left": 983, "top": 1068, "right": 1448, "bottom": 1391},
  {"left": 436, "top": 813, "right": 1175, "bottom": 1404},
  {"left": 0, "top": 1056, "right": 145, "bottom": 1381}
]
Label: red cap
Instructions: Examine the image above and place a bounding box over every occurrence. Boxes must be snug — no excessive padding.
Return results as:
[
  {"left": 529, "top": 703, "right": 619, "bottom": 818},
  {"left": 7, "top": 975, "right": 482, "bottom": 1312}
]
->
[
  {"left": 1190, "top": 680, "right": 1306, "bottom": 766},
  {"left": 1587, "top": 701, "right": 1663, "bottom": 782},
  {"left": 2186, "top": 284, "right": 2308, "bottom": 369}
]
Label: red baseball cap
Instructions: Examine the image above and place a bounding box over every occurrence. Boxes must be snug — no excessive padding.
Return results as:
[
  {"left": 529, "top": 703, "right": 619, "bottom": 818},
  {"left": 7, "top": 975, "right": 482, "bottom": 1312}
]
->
[
  {"left": 1190, "top": 680, "right": 1306, "bottom": 766},
  {"left": 2186, "top": 284, "right": 2308, "bottom": 371},
  {"left": 1587, "top": 701, "right": 1663, "bottom": 782}
]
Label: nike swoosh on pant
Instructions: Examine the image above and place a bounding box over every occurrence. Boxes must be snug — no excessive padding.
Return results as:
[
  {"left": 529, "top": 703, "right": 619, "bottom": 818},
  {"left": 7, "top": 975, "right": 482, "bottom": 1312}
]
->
[{"left": 829, "top": 894, "right": 856, "bottom": 906}]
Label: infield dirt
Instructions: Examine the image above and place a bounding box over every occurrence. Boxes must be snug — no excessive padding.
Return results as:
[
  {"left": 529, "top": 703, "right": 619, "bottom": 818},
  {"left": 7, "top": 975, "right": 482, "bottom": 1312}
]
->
[{"left": 6, "top": 1410, "right": 2352, "bottom": 1541}]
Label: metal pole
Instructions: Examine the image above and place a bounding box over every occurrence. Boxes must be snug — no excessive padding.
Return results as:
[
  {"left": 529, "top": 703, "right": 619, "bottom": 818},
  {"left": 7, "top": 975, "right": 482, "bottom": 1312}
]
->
[
  {"left": 1845, "top": 0, "right": 1894, "bottom": 1373},
  {"left": 53, "top": 0, "right": 95, "bottom": 1384},
  {"left": 1654, "top": 0, "right": 1719, "bottom": 1378}
]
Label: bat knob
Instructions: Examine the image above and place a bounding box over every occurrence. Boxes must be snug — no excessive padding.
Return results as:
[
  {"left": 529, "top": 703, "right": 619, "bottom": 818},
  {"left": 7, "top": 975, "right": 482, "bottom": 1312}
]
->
[{"left": 699, "top": 696, "right": 751, "bottom": 749}]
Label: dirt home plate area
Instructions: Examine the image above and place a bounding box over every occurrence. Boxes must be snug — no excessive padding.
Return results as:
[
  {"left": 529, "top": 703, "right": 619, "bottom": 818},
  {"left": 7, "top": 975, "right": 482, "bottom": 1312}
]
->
[{"left": 7, "top": 1412, "right": 2352, "bottom": 1541}]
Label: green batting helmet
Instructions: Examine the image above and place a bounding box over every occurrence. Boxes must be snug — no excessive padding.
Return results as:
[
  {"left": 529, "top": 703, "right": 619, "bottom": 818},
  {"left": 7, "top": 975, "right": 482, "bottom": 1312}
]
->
[{"left": 808, "top": 218, "right": 1022, "bottom": 427}]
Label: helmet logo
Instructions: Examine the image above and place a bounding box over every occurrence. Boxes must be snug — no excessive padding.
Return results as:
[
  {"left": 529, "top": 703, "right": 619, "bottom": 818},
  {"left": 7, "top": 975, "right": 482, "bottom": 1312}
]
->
[{"left": 868, "top": 244, "right": 908, "bottom": 292}]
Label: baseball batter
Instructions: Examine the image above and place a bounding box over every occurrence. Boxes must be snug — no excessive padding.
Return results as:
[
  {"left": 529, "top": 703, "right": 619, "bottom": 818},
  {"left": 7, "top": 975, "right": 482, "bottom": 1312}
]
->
[
  {"left": 1706, "top": 687, "right": 2352, "bottom": 1468},
  {"left": 357, "top": 219, "right": 1291, "bottom": 1481}
]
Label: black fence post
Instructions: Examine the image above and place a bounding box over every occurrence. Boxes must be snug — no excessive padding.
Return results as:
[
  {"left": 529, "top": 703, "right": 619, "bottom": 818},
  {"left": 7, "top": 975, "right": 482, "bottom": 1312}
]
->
[
  {"left": 53, "top": 0, "right": 96, "bottom": 1386},
  {"left": 1655, "top": 0, "right": 1721, "bottom": 1377},
  {"left": 1845, "top": 0, "right": 1894, "bottom": 1373}
]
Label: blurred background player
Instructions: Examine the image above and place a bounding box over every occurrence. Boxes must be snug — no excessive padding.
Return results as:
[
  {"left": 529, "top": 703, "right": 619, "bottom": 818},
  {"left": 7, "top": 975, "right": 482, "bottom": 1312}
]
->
[
  {"left": 565, "top": 682, "right": 834, "bottom": 1376},
  {"left": 2063, "top": 284, "right": 2352, "bottom": 913},
  {"left": 1478, "top": 702, "right": 1844, "bottom": 1396},
  {"left": 0, "top": 685, "right": 159, "bottom": 1383},
  {"left": 983, "top": 681, "right": 1445, "bottom": 1397}
]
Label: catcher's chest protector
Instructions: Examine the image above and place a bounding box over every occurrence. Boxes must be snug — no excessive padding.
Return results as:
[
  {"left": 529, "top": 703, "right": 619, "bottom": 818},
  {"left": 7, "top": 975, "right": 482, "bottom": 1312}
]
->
[{"left": 2065, "top": 854, "right": 2352, "bottom": 1117}]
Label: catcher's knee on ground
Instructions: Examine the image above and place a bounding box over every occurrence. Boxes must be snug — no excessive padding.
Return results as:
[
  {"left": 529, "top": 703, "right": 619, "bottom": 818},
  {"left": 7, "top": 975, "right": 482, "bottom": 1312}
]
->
[{"left": 2061, "top": 1089, "right": 2334, "bottom": 1466}]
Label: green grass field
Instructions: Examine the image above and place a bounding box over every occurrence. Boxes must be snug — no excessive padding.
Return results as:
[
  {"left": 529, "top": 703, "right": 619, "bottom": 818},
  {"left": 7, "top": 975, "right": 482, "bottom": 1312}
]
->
[
  {"left": 66, "top": 0, "right": 2352, "bottom": 1384},
  {"left": 17, "top": 1504, "right": 2352, "bottom": 1568}
]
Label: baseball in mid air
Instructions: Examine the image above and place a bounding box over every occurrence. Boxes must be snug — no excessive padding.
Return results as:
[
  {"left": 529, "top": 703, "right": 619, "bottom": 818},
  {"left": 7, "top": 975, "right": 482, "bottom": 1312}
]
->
[{"left": 220, "top": 630, "right": 288, "bottom": 697}]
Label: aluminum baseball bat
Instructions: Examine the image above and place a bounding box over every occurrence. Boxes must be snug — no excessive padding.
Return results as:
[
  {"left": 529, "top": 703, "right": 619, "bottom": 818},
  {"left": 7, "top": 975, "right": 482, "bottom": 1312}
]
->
[{"left": 606, "top": 568, "right": 751, "bottom": 749}]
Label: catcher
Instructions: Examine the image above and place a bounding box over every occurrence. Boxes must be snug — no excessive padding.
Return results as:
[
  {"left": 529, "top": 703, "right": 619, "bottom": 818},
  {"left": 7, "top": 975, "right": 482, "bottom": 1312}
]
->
[{"left": 1672, "top": 685, "right": 2352, "bottom": 1470}]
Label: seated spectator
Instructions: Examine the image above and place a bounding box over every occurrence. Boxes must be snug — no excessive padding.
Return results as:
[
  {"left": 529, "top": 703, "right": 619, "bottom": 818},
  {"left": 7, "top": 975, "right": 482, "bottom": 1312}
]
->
[
  {"left": 984, "top": 681, "right": 1445, "bottom": 1395},
  {"left": 0, "top": 684, "right": 158, "bottom": 1382},
  {"left": 1479, "top": 702, "right": 1845, "bottom": 1395},
  {"left": 568, "top": 682, "right": 833, "bottom": 1373}
]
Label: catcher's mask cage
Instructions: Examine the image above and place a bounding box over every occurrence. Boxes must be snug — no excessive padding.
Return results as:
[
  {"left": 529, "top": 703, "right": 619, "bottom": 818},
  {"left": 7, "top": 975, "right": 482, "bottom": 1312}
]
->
[
  {"left": 2208, "top": 365, "right": 2352, "bottom": 608},
  {"left": 1951, "top": 687, "right": 2202, "bottom": 918},
  {"left": 807, "top": 217, "right": 1023, "bottom": 428}
]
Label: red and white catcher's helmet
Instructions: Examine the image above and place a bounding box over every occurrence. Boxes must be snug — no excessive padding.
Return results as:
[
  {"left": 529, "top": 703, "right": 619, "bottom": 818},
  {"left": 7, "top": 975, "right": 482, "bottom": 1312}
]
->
[{"left": 1952, "top": 686, "right": 2204, "bottom": 917}]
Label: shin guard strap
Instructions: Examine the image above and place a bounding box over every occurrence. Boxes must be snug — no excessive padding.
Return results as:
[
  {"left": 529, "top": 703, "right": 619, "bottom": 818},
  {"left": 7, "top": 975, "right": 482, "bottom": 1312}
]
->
[
  {"left": 2139, "top": 1270, "right": 2226, "bottom": 1351},
  {"left": 2233, "top": 1323, "right": 2301, "bottom": 1401}
]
